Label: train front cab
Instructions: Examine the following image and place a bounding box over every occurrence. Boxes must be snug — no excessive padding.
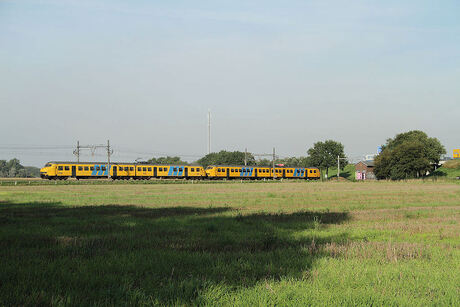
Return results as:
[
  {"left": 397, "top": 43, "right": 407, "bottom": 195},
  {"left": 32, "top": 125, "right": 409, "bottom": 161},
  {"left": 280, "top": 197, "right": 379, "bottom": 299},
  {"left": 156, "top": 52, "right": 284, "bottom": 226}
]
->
[{"left": 40, "top": 162, "right": 56, "bottom": 179}]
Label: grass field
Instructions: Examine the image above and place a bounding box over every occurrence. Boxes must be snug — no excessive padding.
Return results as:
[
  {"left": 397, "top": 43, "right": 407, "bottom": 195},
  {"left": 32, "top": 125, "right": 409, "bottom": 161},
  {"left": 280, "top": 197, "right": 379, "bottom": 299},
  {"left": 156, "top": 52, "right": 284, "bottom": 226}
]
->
[{"left": 1, "top": 181, "right": 459, "bottom": 305}]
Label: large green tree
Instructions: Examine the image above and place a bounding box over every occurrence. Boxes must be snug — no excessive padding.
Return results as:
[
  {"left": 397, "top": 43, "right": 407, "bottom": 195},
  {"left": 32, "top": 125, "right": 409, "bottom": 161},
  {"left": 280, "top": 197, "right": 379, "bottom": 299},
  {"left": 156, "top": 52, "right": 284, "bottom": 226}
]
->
[
  {"left": 374, "top": 130, "right": 445, "bottom": 180},
  {"left": 307, "top": 140, "right": 347, "bottom": 177},
  {"left": 197, "top": 151, "right": 255, "bottom": 168}
]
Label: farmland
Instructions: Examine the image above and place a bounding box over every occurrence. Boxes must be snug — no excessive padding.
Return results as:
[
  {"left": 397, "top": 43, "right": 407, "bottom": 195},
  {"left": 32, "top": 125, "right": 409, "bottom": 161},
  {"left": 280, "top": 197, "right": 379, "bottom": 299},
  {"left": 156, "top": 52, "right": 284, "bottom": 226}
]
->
[{"left": 1, "top": 181, "right": 459, "bottom": 305}]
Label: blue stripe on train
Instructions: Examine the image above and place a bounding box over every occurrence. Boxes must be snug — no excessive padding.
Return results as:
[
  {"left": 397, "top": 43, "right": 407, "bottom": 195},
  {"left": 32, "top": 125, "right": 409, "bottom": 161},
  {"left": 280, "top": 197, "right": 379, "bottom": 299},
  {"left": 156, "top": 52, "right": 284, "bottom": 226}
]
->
[
  {"left": 91, "top": 164, "right": 110, "bottom": 176},
  {"left": 92, "top": 164, "right": 98, "bottom": 176}
]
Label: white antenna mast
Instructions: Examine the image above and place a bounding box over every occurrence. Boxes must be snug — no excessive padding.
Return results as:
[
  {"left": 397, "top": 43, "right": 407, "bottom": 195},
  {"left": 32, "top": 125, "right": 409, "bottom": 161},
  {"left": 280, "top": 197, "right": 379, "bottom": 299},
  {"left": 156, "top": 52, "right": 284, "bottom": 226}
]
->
[{"left": 207, "top": 109, "right": 211, "bottom": 155}]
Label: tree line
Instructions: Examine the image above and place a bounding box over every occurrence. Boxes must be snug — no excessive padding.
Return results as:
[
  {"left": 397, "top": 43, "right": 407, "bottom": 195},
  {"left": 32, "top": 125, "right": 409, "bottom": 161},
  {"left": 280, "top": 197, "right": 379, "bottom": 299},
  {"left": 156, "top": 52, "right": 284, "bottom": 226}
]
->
[
  {"left": 2, "top": 130, "right": 446, "bottom": 180},
  {"left": 143, "top": 140, "right": 348, "bottom": 177},
  {"left": 0, "top": 159, "right": 40, "bottom": 178},
  {"left": 144, "top": 130, "right": 446, "bottom": 181}
]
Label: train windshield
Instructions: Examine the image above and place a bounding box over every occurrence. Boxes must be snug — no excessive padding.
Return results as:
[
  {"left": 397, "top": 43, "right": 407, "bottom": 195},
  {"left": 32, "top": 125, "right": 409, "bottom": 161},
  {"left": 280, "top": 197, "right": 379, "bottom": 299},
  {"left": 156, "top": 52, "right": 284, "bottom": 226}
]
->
[{"left": 44, "top": 163, "right": 52, "bottom": 167}]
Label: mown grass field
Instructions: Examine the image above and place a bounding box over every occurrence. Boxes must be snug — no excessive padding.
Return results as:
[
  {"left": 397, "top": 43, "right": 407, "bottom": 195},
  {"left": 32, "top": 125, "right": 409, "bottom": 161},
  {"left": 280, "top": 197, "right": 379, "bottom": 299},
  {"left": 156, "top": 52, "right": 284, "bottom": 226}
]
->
[{"left": 1, "top": 181, "right": 459, "bottom": 305}]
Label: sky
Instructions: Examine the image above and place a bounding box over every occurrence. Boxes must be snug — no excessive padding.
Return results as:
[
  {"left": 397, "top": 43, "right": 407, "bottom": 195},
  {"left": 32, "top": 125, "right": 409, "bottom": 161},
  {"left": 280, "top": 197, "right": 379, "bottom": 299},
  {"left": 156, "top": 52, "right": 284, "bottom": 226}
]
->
[{"left": 1, "top": 0, "right": 459, "bottom": 167}]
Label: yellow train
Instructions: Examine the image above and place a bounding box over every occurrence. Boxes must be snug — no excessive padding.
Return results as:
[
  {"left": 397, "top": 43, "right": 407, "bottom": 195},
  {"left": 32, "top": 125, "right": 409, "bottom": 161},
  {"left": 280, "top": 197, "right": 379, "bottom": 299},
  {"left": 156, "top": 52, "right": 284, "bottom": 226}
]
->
[{"left": 40, "top": 161, "right": 320, "bottom": 180}]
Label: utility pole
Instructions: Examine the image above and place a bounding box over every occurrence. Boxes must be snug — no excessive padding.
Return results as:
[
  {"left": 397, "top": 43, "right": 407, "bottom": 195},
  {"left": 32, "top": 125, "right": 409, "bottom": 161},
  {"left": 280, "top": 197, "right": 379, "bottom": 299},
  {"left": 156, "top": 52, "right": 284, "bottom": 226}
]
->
[
  {"left": 273, "top": 147, "right": 276, "bottom": 179},
  {"left": 337, "top": 155, "right": 347, "bottom": 180},
  {"left": 207, "top": 109, "right": 211, "bottom": 155},
  {"left": 337, "top": 155, "right": 340, "bottom": 179},
  {"left": 107, "top": 140, "right": 111, "bottom": 179},
  {"left": 244, "top": 148, "right": 247, "bottom": 166},
  {"left": 76, "top": 141, "right": 80, "bottom": 162}
]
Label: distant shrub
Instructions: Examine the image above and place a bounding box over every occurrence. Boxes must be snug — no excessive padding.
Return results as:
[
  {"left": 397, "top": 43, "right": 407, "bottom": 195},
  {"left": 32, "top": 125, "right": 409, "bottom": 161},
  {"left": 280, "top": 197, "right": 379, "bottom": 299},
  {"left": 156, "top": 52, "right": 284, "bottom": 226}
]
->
[{"left": 443, "top": 160, "right": 460, "bottom": 169}]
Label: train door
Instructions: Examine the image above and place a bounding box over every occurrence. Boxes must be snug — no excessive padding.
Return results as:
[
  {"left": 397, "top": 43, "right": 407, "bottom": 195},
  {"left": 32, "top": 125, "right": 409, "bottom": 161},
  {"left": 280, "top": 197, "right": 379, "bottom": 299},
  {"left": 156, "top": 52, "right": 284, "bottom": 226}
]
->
[
  {"left": 226, "top": 168, "right": 230, "bottom": 179},
  {"left": 71, "top": 165, "right": 76, "bottom": 178},
  {"left": 113, "top": 166, "right": 117, "bottom": 177},
  {"left": 282, "top": 169, "right": 286, "bottom": 178},
  {"left": 185, "top": 167, "right": 188, "bottom": 178},
  {"left": 254, "top": 168, "right": 258, "bottom": 178},
  {"left": 153, "top": 167, "right": 157, "bottom": 177}
]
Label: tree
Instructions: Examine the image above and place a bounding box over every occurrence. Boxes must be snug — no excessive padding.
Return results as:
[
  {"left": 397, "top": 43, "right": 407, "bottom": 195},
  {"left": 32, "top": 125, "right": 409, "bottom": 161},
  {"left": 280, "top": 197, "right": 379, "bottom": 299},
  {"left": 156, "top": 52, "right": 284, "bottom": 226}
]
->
[
  {"left": 374, "top": 130, "right": 445, "bottom": 180},
  {"left": 307, "top": 140, "right": 347, "bottom": 177},
  {"left": 147, "top": 156, "right": 188, "bottom": 165},
  {"left": 197, "top": 151, "right": 256, "bottom": 168},
  {"left": 0, "top": 159, "right": 36, "bottom": 178}
]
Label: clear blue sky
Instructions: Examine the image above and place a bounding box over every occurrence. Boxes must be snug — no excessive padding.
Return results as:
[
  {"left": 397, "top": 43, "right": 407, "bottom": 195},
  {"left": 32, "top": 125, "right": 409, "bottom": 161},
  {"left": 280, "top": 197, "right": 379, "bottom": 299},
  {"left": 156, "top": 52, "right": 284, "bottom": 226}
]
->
[{"left": 1, "top": 0, "right": 459, "bottom": 166}]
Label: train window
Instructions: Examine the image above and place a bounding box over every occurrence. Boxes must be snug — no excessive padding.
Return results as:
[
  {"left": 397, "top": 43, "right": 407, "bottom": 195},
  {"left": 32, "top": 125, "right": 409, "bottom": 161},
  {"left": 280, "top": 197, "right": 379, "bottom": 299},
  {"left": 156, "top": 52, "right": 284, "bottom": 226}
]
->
[
  {"left": 65, "top": 166, "right": 70, "bottom": 170},
  {"left": 58, "top": 166, "right": 63, "bottom": 170},
  {"left": 137, "top": 167, "right": 141, "bottom": 171},
  {"left": 191, "top": 168, "right": 194, "bottom": 172},
  {"left": 123, "top": 167, "right": 128, "bottom": 171},
  {"left": 173, "top": 168, "right": 177, "bottom": 171},
  {"left": 148, "top": 167, "right": 151, "bottom": 171},
  {"left": 95, "top": 166, "right": 100, "bottom": 171},
  {"left": 102, "top": 166, "right": 106, "bottom": 171},
  {"left": 142, "top": 167, "right": 146, "bottom": 171},
  {"left": 84, "top": 166, "right": 89, "bottom": 171},
  {"left": 78, "top": 166, "right": 83, "bottom": 171},
  {"left": 90, "top": 167, "right": 94, "bottom": 171}
]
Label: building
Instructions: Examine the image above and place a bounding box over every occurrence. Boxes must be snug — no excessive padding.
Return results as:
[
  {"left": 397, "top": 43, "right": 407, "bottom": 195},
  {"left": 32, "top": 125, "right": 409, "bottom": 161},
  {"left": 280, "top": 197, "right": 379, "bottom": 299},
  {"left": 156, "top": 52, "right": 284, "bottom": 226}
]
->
[
  {"left": 355, "top": 160, "right": 376, "bottom": 180},
  {"left": 454, "top": 149, "right": 460, "bottom": 159}
]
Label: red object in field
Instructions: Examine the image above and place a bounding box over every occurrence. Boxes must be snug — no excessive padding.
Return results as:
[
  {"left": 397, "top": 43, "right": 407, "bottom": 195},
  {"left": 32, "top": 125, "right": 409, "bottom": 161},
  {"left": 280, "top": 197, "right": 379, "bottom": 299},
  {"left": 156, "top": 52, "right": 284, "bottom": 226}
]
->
[{"left": 276, "top": 164, "right": 284, "bottom": 167}]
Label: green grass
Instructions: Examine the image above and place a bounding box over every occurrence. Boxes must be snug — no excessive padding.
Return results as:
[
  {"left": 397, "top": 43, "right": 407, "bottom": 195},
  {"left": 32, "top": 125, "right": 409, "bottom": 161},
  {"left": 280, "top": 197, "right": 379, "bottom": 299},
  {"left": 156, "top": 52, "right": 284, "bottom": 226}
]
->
[
  {"left": 326, "top": 164, "right": 356, "bottom": 180},
  {"left": 1, "top": 181, "right": 459, "bottom": 306},
  {"left": 432, "top": 163, "right": 460, "bottom": 180}
]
